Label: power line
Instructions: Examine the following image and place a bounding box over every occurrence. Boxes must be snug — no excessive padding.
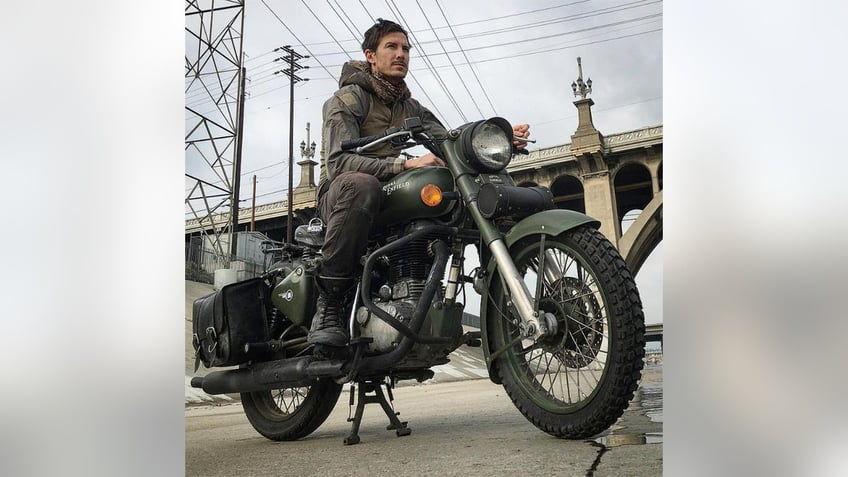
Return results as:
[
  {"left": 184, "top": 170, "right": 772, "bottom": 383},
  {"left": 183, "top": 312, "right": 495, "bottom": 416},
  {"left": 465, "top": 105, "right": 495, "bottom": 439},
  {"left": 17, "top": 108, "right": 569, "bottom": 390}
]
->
[
  {"left": 326, "top": 0, "right": 364, "bottom": 47},
  {"left": 192, "top": 24, "right": 662, "bottom": 119},
  {"left": 415, "top": 0, "right": 487, "bottom": 118},
  {"left": 456, "top": 13, "right": 662, "bottom": 54},
  {"left": 244, "top": 12, "right": 661, "bottom": 71},
  {"left": 315, "top": 20, "right": 662, "bottom": 71},
  {"left": 297, "top": 0, "right": 597, "bottom": 48},
  {"left": 275, "top": 0, "right": 660, "bottom": 57},
  {"left": 428, "top": 0, "right": 598, "bottom": 29},
  {"left": 300, "top": 0, "right": 353, "bottom": 62},
  {"left": 471, "top": 27, "right": 662, "bottom": 65},
  {"left": 387, "top": 0, "right": 469, "bottom": 124},
  {"left": 434, "top": 0, "right": 498, "bottom": 116},
  {"left": 259, "top": 0, "right": 340, "bottom": 84},
  {"left": 450, "top": 0, "right": 661, "bottom": 41}
]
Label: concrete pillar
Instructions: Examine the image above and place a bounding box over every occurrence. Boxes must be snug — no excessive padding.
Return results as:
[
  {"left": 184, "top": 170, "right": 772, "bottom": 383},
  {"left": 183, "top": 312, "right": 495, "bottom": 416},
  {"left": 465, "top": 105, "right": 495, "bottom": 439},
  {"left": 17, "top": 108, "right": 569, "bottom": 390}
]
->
[
  {"left": 570, "top": 98, "right": 604, "bottom": 155},
  {"left": 297, "top": 158, "right": 318, "bottom": 189},
  {"left": 651, "top": 167, "right": 660, "bottom": 195},
  {"left": 582, "top": 170, "right": 621, "bottom": 246}
]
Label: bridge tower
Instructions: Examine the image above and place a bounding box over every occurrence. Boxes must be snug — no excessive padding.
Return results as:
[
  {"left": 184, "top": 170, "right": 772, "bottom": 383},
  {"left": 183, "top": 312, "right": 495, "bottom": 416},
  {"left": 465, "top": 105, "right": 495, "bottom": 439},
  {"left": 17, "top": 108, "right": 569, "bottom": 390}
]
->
[{"left": 569, "top": 57, "right": 621, "bottom": 244}]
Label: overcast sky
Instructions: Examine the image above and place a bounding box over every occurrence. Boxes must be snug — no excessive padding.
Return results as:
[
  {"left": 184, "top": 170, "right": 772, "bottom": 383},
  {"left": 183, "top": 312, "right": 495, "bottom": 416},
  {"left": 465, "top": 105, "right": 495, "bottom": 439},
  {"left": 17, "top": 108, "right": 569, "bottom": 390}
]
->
[{"left": 186, "top": 0, "right": 663, "bottom": 323}]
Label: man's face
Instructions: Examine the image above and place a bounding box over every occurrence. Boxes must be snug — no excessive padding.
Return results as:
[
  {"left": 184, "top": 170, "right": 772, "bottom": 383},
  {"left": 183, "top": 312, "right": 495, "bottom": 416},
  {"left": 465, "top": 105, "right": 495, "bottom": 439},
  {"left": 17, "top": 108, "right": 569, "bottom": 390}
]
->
[{"left": 365, "top": 31, "right": 409, "bottom": 81}]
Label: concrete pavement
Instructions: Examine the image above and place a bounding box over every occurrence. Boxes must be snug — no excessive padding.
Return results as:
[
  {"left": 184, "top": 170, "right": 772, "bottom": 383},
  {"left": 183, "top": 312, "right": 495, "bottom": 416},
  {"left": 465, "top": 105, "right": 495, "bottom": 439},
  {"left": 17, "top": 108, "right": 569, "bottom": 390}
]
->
[{"left": 185, "top": 366, "right": 662, "bottom": 476}]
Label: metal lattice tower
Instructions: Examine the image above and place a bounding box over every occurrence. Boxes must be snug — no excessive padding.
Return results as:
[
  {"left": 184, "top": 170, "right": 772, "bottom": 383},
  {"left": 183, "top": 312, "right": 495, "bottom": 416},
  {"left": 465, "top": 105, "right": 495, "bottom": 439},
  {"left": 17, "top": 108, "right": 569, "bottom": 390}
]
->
[{"left": 184, "top": 0, "right": 245, "bottom": 261}]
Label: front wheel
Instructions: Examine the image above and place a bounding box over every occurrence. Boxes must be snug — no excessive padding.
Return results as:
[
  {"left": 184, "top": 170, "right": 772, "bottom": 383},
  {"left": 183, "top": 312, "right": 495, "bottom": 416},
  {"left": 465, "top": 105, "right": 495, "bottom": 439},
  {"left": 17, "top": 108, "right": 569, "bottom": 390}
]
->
[
  {"left": 240, "top": 378, "right": 342, "bottom": 441},
  {"left": 487, "top": 225, "right": 645, "bottom": 438}
]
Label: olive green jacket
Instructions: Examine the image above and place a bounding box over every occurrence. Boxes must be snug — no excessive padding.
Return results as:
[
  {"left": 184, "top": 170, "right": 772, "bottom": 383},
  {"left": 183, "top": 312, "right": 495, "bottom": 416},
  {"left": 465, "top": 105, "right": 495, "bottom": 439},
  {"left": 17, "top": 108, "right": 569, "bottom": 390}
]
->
[{"left": 317, "top": 61, "right": 447, "bottom": 196}]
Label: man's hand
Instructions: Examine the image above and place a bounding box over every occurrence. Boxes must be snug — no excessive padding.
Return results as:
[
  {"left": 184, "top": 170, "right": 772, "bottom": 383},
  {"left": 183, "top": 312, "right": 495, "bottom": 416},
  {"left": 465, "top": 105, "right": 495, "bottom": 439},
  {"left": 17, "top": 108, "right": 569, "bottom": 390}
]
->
[
  {"left": 512, "top": 123, "right": 530, "bottom": 149},
  {"left": 403, "top": 152, "right": 445, "bottom": 170}
]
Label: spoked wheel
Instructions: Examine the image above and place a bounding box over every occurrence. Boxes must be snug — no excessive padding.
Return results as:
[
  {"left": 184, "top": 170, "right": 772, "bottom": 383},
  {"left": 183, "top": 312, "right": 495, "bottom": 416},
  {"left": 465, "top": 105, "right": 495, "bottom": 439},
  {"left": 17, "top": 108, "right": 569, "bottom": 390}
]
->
[
  {"left": 487, "top": 225, "right": 645, "bottom": 439},
  {"left": 241, "top": 378, "right": 342, "bottom": 441}
]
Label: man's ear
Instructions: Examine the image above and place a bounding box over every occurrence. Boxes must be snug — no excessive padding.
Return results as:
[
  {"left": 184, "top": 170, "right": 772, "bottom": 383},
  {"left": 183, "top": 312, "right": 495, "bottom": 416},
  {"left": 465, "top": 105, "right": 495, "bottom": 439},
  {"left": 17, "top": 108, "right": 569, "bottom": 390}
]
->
[{"left": 364, "top": 49, "right": 376, "bottom": 65}]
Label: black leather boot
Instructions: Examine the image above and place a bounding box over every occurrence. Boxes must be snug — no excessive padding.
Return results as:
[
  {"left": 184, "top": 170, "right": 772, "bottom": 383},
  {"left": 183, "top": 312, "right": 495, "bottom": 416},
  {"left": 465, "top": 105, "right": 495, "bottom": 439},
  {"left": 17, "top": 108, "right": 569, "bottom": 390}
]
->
[{"left": 307, "top": 276, "right": 355, "bottom": 351}]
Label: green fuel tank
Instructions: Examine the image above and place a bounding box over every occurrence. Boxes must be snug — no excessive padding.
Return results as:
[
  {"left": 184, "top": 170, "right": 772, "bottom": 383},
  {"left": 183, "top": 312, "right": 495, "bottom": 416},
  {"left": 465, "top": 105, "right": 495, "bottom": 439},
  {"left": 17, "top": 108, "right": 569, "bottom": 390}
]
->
[{"left": 374, "top": 166, "right": 456, "bottom": 228}]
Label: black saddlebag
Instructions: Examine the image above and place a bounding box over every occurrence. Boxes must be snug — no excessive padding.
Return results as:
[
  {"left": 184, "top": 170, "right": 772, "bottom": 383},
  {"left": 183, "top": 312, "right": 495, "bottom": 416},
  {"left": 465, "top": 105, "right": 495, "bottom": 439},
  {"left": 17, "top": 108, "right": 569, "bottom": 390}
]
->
[{"left": 192, "top": 277, "right": 271, "bottom": 370}]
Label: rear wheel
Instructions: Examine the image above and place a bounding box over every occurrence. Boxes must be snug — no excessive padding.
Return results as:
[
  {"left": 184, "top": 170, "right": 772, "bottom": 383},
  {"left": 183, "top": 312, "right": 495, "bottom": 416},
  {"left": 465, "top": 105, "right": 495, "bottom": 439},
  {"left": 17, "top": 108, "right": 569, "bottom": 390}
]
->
[
  {"left": 241, "top": 378, "right": 342, "bottom": 441},
  {"left": 487, "top": 225, "right": 645, "bottom": 438}
]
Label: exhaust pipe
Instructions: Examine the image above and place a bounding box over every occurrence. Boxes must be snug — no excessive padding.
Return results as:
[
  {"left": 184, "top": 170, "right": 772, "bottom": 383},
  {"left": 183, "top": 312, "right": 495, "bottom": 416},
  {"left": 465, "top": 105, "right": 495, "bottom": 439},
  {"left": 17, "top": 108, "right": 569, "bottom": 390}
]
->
[{"left": 190, "top": 356, "right": 346, "bottom": 395}]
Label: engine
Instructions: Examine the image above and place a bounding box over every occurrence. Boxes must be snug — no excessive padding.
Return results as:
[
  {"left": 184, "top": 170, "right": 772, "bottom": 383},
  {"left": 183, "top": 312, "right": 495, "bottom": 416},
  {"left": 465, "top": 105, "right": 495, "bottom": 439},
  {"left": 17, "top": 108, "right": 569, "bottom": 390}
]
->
[{"left": 355, "top": 237, "right": 434, "bottom": 353}]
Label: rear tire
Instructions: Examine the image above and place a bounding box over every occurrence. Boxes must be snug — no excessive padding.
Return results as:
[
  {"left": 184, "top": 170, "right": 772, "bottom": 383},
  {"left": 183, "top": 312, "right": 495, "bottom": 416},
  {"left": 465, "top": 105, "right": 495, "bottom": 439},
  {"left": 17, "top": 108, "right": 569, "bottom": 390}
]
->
[
  {"left": 488, "top": 225, "right": 645, "bottom": 438},
  {"left": 241, "top": 378, "right": 342, "bottom": 441}
]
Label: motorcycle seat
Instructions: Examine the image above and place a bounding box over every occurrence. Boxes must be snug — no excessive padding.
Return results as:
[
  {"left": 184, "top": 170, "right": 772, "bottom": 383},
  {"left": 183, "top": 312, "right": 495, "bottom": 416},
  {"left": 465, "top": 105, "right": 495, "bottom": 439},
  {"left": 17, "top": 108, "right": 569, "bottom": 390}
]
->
[{"left": 294, "top": 218, "right": 325, "bottom": 248}]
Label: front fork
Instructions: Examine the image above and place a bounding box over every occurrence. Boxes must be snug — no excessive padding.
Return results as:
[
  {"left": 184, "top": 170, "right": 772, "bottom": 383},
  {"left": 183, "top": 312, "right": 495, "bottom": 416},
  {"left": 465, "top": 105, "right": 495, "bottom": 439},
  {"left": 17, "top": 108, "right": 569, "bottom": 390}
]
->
[
  {"left": 486, "top": 236, "right": 557, "bottom": 341},
  {"left": 457, "top": 176, "right": 556, "bottom": 341}
]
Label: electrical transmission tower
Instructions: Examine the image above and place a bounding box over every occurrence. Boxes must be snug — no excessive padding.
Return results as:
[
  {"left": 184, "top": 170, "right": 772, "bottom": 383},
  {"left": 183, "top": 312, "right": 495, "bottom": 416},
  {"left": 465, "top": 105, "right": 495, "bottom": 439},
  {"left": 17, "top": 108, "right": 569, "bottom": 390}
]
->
[{"left": 184, "top": 0, "right": 246, "bottom": 263}]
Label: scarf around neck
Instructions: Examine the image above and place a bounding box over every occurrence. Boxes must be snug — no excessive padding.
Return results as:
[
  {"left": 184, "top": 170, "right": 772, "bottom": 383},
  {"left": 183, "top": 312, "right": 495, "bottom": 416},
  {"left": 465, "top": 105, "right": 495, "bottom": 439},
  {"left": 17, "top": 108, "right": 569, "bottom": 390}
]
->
[
  {"left": 370, "top": 70, "right": 410, "bottom": 104},
  {"left": 340, "top": 60, "right": 411, "bottom": 105}
]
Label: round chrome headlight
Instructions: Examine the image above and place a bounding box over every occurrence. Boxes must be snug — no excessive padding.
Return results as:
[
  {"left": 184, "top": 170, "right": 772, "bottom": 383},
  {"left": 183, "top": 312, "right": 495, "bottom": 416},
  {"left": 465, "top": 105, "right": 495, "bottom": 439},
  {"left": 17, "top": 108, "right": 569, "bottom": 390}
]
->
[{"left": 462, "top": 117, "right": 513, "bottom": 173}]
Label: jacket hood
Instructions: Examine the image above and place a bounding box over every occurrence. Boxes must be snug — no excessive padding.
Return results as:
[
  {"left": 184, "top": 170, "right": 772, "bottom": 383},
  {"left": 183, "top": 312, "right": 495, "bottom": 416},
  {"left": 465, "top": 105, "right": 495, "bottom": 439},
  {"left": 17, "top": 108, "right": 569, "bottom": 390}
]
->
[{"left": 339, "top": 60, "right": 374, "bottom": 92}]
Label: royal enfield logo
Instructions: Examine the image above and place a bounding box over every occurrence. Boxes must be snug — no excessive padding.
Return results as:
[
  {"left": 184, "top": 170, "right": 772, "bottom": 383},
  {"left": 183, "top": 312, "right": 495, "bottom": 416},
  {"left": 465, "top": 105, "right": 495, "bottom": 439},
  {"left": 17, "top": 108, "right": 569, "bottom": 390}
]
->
[
  {"left": 382, "top": 181, "right": 410, "bottom": 196},
  {"left": 278, "top": 289, "right": 294, "bottom": 302}
]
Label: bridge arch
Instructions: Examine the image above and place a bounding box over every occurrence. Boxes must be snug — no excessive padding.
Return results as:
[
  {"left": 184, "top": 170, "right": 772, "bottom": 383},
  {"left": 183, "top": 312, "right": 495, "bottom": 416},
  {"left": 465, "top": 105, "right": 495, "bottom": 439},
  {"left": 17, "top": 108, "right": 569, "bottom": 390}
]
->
[
  {"left": 550, "top": 174, "right": 585, "bottom": 213},
  {"left": 613, "top": 162, "right": 653, "bottom": 222},
  {"left": 619, "top": 191, "right": 662, "bottom": 275}
]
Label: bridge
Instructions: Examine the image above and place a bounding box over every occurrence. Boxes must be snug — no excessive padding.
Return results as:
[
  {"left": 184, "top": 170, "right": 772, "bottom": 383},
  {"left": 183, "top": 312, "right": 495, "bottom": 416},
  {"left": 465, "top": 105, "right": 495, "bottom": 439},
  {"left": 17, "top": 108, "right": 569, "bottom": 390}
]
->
[{"left": 185, "top": 99, "right": 662, "bottom": 276}]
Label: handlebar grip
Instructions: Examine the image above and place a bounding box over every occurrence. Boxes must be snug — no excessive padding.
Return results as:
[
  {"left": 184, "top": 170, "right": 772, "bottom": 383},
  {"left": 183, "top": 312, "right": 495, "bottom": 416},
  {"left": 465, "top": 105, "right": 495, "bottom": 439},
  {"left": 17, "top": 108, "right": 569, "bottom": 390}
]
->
[{"left": 340, "top": 133, "right": 386, "bottom": 151}]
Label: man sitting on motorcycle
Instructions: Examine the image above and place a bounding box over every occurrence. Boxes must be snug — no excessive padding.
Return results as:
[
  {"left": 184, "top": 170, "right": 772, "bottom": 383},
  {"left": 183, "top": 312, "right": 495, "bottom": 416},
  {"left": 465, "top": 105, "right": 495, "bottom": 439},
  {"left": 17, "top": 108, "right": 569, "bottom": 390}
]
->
[{"left": 309, "top": 18, "right": 530, "bottom": 357}]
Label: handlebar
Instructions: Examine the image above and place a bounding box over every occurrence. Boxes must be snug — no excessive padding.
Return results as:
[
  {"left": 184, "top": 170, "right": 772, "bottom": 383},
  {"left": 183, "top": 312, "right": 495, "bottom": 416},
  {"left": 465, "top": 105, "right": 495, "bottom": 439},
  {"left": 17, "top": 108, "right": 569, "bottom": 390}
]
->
[
  {"left": 340, "top": 117, "right": 427, "bottom": 153},
  {"left": 340, "top": 133, "right": 388, "bottom": 151}
]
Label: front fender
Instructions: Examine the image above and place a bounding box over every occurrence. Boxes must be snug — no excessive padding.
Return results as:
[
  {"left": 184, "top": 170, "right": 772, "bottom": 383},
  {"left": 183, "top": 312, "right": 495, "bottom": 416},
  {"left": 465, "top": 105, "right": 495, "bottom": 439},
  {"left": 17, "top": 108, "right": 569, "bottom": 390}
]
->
[
  {"left": 478, "top": 209, "right": 600, "bottom": 383},
  {"left": 502, "top": 209, "right": 600, "bottom": 248}
]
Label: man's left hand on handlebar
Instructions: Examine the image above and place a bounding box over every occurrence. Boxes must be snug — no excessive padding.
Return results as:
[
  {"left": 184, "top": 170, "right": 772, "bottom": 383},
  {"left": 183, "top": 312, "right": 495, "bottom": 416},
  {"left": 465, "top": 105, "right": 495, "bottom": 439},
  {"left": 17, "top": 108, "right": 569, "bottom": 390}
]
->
[{"left": 403, "top": 152, "right": 445, "bottom": 170}]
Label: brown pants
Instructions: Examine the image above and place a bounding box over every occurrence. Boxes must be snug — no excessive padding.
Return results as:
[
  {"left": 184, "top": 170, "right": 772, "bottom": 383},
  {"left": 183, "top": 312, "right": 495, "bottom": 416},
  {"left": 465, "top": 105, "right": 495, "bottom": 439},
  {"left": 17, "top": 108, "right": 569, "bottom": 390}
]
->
[{"left": 317, "top": 172, "right": 382, "bottom": 278}]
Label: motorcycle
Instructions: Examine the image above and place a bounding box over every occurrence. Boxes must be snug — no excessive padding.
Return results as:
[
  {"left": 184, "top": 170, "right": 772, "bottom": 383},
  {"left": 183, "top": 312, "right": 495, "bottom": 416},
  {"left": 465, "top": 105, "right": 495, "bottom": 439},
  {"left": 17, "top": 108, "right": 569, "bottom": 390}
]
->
[{"left": 190, "top": 116, "right": 645, "bottom": 445}]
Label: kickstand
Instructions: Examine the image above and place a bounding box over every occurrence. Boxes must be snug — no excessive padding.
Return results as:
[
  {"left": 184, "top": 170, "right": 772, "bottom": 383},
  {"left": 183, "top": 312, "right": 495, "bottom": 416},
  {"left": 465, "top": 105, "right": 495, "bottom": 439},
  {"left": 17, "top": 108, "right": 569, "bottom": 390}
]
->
[{"left": 343, "top": 379, "right": 411, "bottom": 445}]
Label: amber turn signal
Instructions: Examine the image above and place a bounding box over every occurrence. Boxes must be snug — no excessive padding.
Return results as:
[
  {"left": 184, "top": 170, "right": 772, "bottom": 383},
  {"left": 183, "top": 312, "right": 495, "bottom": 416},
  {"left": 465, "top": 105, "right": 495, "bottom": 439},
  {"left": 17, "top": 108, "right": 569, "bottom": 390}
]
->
[{"left": 420, "top": 184, "right": 443, "bottom": 207}]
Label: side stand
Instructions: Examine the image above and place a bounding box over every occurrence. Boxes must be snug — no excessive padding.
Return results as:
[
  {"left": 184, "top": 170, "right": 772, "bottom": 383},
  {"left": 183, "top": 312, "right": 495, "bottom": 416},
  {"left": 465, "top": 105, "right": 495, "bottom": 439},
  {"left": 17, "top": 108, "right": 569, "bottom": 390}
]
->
[{"left": 343, "top": 379, "right": 411, "bottom": 445}]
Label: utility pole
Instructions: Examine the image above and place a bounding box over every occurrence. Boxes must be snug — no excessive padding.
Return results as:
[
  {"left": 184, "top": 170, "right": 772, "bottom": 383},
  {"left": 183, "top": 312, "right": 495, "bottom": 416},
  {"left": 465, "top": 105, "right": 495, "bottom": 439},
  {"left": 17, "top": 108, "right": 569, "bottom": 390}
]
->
[
  {"left": 230, "top": 65, "right": 247, "bottom": 258},
  {"left": 273, "top": 46, "right": 309, "bottom": 244},
  {"left": 250, "top": 174, "right": 256, "bottom": 232}
]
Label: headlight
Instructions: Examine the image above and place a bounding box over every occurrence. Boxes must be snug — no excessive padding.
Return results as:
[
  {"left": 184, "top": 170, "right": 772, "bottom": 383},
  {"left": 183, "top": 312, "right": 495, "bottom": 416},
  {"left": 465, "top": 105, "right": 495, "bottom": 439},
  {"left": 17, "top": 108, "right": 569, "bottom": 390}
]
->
[{"left": 461, "top": 117, "right": 513, "bottom": 173}]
